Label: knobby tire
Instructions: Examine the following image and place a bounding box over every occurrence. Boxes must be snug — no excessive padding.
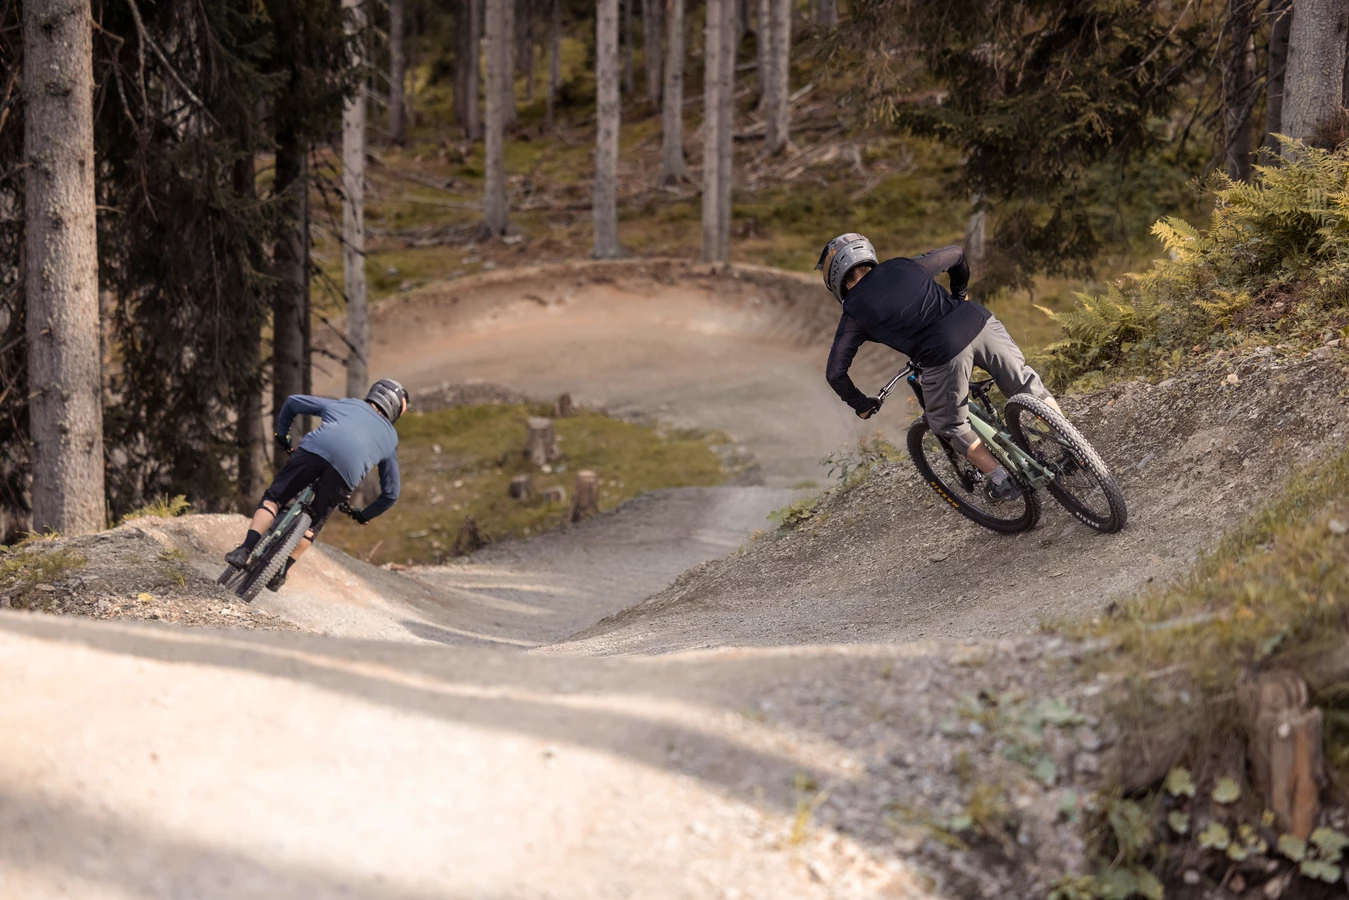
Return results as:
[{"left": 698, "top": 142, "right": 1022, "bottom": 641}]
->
[
  {"left": 236, "top": 512, "right": 311, "bottom": 603},
  {"left": 906, "top": 416, "right": 1040, "bottom": 534},
  {"left": 1005, "top": 394, "right": 1127, "bottom": 534}
]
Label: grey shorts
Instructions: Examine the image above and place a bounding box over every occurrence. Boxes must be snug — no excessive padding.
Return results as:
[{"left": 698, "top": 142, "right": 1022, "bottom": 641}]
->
[{"left": 920, "top": 315, "right": 1051, "bottom": 454}]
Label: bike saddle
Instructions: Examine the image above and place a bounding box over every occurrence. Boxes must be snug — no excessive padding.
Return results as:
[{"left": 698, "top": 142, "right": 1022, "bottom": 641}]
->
[{"left": 970, "top": 378, "right": 996, "bottom": 394}]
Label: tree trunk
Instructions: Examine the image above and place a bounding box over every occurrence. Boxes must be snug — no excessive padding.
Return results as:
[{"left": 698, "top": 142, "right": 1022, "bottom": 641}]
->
[
  {"left": 818, "top": 0, "right": 837, "bottom": 27},
  {"left": 1281, "top": 0, "right": 1349, "bottom": 151},
  {"left": 273, "top": 134, "right": 308, "bottom": 445},
  {"left": 659, "top": 0, "right": 687, "bottom": 184},
  {"left": 233, "top": 148, "right": 268, "bottom": 508},
  {"left": 964, "top": 194, "right": 987, "bottom": 266},
  {"left": 343, "top": 0, "right": 370, "bottom": 398},
  {"left": 569, "top": 470, "right": 600, "bottom": 521},
  {"left": 407, "top": 7, "right": 419, "bottom": 129},
  {"left": 509, "top": 474, "right": 533, "bottom": 500},
  {"left": 622, "top": 0, "right": 636, "bottom": 97},
  {"left": 23, "top": 0, "right": 105, "bottom": 535},
  {"left": 524, "top": 416, "right": 562, "bottom": 465},
  {"left": 503, "top": 0, "right": 518, "bottom": 127},
  {"left": 522, "top": 0, "right": 536, "bottom": 103},
  {"left": 455, "top": 0, "right": 469, "bottom": 129},
  {"left": 1223, "top": 0, "right": 1256, "bottom": 181},
  {"left": 389, "top": 0, "right": 407, "bottom": 145},
  {"left": 643, "top": 0, "right": 664, "bottom": 110},
  {"left": 553, "top": 392, "right": 574, "bottom": 417},
  {"left": 715, "top": 0, "right": 737, "bottom": 257},
  {"left": 467, "top": 0, "right": 483, "bottom": 141},
  {"left": 484, "top": 0, "right": 509, "bottom": 235},
  {"left": 1264, "top": 0, "right": 1292, "bottom": 151},
  {"left": 756, "top": 0, "right": 769, "bottom": 108},
  {"left": 763, "top": 0, "right": 791, "bottom": 155},
  {"left": 701, "top": 0, "right": 725, "bottom": 261},
  {"left": 594, "top": 0, "right": 623, "bottom": 258},
  {"left": 739, "top": 0, "right": 751, "bottom": 35},
  {"left": 546, "top": 0, "right": 561, "bottom": 127}
]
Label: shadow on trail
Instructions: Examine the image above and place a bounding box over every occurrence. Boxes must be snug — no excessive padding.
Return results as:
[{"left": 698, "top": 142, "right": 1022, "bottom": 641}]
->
[
  {"left": 0, "top": 782, "right": 497, "bottom": 900},
  {"left": 0, "top": 613, "right": 879, "bottom": 813}
]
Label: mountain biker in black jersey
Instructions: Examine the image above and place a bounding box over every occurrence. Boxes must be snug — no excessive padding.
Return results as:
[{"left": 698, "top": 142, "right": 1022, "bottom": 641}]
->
[
  {"left": 816, "top": 233, "right": 1064, "bottom": 503},
  {"left": 224, "top": 378, "right": 408, "bottom": 591}
]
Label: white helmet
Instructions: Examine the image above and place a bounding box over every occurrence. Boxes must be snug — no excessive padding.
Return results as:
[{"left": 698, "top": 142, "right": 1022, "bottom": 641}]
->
[{"left": 815, "top": 233, "right": 878, "bottom": 303}]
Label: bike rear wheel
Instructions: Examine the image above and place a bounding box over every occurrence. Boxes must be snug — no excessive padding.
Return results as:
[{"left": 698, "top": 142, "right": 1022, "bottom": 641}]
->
[
  {"left": 906, "top": 416, "right": 1040, "bottom": 534},
  {"left": 1005, "top": 394, "right": 1127, "bottom": 534},
  {"left": 235, "top": 511, "right": 311, "bottom": 602}
]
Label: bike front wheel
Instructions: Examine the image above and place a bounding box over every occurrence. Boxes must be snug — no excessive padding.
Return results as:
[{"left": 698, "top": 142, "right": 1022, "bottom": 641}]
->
[
  {"left": 1005, "top": 394, "right": 1127, "bottom": 534},
  {"left": 907, "top": 416, "right": 1040, "bottom": 534}
]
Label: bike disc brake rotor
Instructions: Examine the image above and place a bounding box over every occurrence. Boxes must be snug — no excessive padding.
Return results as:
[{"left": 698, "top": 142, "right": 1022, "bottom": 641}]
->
[{"left": 1020, "top": 417, "right": 1110, "bottom": 518}]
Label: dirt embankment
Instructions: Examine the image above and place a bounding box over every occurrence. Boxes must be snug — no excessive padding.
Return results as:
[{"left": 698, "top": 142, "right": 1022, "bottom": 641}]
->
[{"left": 557, "top": 348, "right": 1349, "bottom": 656}]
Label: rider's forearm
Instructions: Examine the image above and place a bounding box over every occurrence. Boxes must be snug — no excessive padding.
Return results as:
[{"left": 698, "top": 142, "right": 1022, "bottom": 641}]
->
[{"left": 362, "top": 494, "right": 396, "bottom": 519}]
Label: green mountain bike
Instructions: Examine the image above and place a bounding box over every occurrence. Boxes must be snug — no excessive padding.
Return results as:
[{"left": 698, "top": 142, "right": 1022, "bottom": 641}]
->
[
  {"left": 217, "top": 474, "right": 358, "bottom": 602},
  {"left": 877, "top": 362, "right": 1127, "bottom": 535}
]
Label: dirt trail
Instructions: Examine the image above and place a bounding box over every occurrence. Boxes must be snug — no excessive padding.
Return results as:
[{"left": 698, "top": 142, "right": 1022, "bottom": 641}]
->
[{"left": 5, "top": 261, "right": 1344, "bottom": 898}]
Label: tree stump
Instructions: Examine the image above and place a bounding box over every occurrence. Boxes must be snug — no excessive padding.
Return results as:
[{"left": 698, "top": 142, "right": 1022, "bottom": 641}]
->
[
  {"left": 553, "top": 392, "right": 574, "bottom": 418},
  {"left": 542, "top": 485, "right": 566, "bottom": 505},
  {"left": 509, "top": 474, "right": 533, "bottom": 500},
  {"left": 569, "top": 470, "right": 599, "bottom": 522},
  {"left": 452, "top": 517, "right": 488, "bottom": 555},
  {"left": 525, "top": 416, "right": 561, "bottom": 466},
  {"left": 1238, "top": 669, "right": 1326, "bottom": 839}
]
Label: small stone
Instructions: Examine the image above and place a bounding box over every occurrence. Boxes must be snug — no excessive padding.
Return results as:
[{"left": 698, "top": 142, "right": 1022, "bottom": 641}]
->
[
  {"left": 1329, "top": 519, "right": 1347, "bottom": 536},
  {"left": 95, "top": 599, "right": 112, "bottom": 615},
  {"left": 1075, "top": 727, "right": 1103, "bottom": 752},
  {"left": 1158, "top": 378, "right": 1176, "bottom": 389},
  {"left": 1183, "top": 869, "right": 1201, "bottom": 885},
  {"left": 1314, "top": 346, "right": 1334, "bottom": 360},
  {"left": 35, "top": 584, "right": 57, "bottom": 592},
  {"left": 1225, "top": 373, "right": 1240, "bottom": 385},
  {"left": 1229, "top": 874, "right": 1245, "bottom": 894},
  {"left": 1074, "top": 753, "right": 1100, "bottom": 775}
]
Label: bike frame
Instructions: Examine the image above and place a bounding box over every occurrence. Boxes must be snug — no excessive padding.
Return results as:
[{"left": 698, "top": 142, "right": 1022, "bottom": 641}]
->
[
  {"left": 879, "top": 363, "right": 1058, "bottom": 490},
  {"left": 246, "top": 484, "right": 315, "bottom": 568}
]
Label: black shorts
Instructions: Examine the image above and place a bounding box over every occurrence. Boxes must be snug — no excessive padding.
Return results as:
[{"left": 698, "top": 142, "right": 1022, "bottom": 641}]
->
[{"left": 261, "top": 448, "right": 353, "bottom": 536}]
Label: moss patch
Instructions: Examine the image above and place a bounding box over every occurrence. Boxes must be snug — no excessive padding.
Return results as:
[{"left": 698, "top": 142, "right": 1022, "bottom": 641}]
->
[{"left": 320, "top": 403, "right": 729, "bottom": 565}]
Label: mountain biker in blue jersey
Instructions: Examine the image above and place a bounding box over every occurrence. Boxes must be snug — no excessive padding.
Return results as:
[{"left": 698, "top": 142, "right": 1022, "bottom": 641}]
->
[
  {"left": 224, "top": 378, "right": 409, "bottom": 591},
  {"left": 816, "top": 234, "right": 1063, "bottom": 503}
]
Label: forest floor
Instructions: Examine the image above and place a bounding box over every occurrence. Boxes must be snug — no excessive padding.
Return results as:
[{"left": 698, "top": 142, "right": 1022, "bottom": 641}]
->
[{"left": 5, "top": 262, "right": 1349, "bottom": 898}]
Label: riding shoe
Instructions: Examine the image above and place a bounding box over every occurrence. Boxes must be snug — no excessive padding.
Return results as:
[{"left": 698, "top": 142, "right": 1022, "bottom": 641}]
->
[
  {"left": 984, "top": 477, "right": 1023, "bottom": 503},
  {"left": 267, "top": 564, "right": 290, "bottom": 592},
  {"left": 225, "top": 545, "right": 251, "bottom": 568}
]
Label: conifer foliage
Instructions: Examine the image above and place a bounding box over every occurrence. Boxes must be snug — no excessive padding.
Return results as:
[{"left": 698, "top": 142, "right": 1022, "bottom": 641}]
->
[{"left": 0, "top": 1, "right": 356, "bottom": 535}]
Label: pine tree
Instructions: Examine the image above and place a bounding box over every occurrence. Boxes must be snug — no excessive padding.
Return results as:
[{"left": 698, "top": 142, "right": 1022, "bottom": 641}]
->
[
  {"left": 389, "top": 0, "right": 408, "bottom": 145},
  {"left": 1264, "top": 0, "right": 1292, "bottom": 151},
  {"left": 763, "top": 0, "right": 791, "bottom": 155},
  {"left": 23, "top": 0, "right": 105, "bottom": 534},
  {"left": 343, "top": 0, "right": 370, "bottom": 398},
  {"left": 594, "top": 0, "right": 623, "bottom": 258},
  {"left": 484, "top": 0, "right": 509, "bottom": 235},
  {"left": 643, "top": 0, "right": 664, "bottom": 109},
  {"left": 701, "top": 0, "right": 735, "bottom": 262},
  {"left": 1281, "top": 0, "right": 1349, "bottom": 151},
  {"left": 546, "top": 0, "right": 562, "bottom": 127},
  {"left": 659, "top": 0, "right": 687, "bottom": 184}
]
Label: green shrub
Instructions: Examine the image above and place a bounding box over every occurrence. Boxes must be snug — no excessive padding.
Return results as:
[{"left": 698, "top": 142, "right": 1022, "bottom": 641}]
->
[
  {"left": 1039, "top": 140, "right": 1349, "bottom": 387},
  {"left": 768, "top": 495, "right": 821, "bottom": 530}
]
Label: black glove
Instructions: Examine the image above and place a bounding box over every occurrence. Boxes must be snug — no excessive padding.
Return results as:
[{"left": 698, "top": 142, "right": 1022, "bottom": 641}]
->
[
  {"left": 855, "top": 397, "right": 882, "bottom": 420},
  {"left": 274, "top": 431, "right": 293, "bottom": 454},
  {"left": 348, "top": 507, "right": 369, "bottom": 526}
]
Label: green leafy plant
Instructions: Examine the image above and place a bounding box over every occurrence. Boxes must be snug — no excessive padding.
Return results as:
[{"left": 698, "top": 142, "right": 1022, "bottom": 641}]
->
[
  {"left": 768, "top": 495, "right": 821, "bottom": 531},
  {"left": 1039, "top": 140, "right": 1349, "bottom": 387}
]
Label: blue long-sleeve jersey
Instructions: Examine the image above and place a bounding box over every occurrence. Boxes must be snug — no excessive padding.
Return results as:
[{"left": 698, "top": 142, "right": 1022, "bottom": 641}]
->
[{"left": 277, "top": 395, "right": 401, "bottom": 519}]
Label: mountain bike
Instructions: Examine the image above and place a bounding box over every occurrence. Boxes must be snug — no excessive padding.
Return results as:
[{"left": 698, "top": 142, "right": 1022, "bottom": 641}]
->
[
  {"left": 217, "top": 467, "right": 360, "bottom": 602},
  {"left": 874, "top": 361, "right": 1127, "bottom": 534}
]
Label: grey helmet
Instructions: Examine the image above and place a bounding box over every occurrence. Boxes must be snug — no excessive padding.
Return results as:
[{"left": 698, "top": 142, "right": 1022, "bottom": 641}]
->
[
  {"left": 366, "top": 378, "right": 409, "bottom": 423},
  {"left": 815, "top": 233, "right": 878, "bottom": 303}
]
